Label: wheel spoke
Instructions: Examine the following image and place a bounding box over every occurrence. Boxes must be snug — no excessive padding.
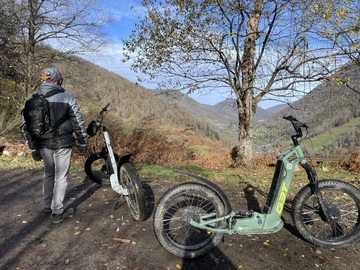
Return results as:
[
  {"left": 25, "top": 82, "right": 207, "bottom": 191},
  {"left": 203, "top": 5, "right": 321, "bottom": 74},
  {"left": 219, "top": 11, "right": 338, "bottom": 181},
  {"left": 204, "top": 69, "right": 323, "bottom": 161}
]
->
[
  {"left": 119, "top": 163, "right": 146, "bottom": 221},
  {"left": 294, "top": 181, "right": 360, "bottom": 246},
  {"left": 155, "top": 184, "right": 225, "bottom": 255}
]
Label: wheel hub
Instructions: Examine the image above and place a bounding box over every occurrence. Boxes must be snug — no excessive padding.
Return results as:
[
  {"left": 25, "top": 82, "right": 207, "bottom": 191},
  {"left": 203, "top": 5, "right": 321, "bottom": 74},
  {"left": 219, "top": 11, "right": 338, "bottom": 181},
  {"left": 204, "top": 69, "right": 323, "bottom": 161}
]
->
[
  {"left": 321, "top": 202, "right": 341, "bottom": 224},
  {"left": 180, "top": 209, "right": 200, "bottom": 226}
]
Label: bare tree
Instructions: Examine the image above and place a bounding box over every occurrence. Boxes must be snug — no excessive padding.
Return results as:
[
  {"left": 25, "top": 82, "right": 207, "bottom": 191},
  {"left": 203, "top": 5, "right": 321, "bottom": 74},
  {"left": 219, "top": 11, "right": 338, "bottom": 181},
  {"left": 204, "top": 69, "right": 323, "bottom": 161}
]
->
[
  {"left": 123, "top": 0, "right": 351, "bottom": 165},
  {"left": 312, "top": 0, "right": 360, "bottom": 64},
  {"left": 1, "top": 0, "right": 107, "bottom": 98},
  {"left": 308, "top": 0, "right": 360, "bottom": 95}
]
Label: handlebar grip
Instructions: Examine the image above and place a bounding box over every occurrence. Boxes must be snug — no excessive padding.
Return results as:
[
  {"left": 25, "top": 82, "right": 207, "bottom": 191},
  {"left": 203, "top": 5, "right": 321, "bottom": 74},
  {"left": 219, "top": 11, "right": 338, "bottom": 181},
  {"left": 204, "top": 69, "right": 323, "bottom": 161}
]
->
[
  {"left": 284, "top": 115, "right": 308, "bottom": 128},
  {"left": 102, "top": 103, "right": 110, "bottom": 111},
  {"left": 283, "top": 115, "right": 296, "bottom": 121}
]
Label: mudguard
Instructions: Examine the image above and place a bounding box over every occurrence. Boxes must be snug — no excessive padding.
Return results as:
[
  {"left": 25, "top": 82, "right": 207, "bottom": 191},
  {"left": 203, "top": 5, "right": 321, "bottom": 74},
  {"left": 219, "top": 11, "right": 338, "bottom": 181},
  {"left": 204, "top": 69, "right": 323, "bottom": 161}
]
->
[
  {"left": 173, "top": 170, "right": 232, "bottom": 214},
  {"left": 117, "top": 153, "right": 132, "bottom": 166}
]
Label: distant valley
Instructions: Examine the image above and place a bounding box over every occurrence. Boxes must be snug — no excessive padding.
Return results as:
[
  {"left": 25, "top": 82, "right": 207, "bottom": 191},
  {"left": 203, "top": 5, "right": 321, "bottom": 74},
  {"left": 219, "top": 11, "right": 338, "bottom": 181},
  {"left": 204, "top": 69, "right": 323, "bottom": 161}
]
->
[{"left": 156, "top": 63, "right": 360, "bottom": 155}]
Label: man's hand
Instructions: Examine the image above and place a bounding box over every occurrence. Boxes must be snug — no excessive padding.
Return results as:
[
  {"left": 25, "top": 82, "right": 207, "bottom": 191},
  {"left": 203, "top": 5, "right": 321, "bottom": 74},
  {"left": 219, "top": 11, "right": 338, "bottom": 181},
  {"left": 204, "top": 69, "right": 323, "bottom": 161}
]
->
[
  {"left": 78, "top": 145, "right": 87, "bottom": 156},
  {"left": 31, "top": 149, "right": 42, "bottom": 161}
]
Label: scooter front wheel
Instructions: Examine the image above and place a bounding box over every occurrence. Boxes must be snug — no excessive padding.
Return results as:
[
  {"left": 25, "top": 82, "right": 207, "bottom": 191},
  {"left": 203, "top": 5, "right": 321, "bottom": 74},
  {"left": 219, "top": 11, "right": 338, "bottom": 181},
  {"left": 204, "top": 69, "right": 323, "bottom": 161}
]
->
[
  {"left": 153, "top": 183, "right": 226, "bottom": 258},
  {"left": 84, "top": 152, "right": 119, "bottom": 185},
  {"left": 119, "top": 163, "right": 147, "bottom": 221},
  {"left": 292, "top": 179, "right": 360, "bottom": 247}
]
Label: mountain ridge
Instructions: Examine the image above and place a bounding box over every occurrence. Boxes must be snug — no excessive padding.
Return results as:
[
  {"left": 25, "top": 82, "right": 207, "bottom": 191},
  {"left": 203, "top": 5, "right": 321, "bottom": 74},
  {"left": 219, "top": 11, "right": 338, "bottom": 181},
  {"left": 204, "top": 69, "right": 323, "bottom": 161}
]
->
[
  {"left": 2, "top": 51, "right": 358, "bottom": 157},
  {"left": 153, "top": 63, "right": 360, "bottom": 154}
]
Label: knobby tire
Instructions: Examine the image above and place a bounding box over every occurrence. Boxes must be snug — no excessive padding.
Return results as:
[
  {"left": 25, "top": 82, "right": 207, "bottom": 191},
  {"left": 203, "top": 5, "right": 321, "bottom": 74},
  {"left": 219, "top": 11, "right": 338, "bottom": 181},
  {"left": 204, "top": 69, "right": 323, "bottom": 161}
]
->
[
  {"left": 120, "top": 163, "right": 147, "bottom": 221},
  {"left": 84, "top": 152, "right": 119, "bottom": 185},
  {"left": 153, "top": 183, "right": 226, "bottom": 258},
  {"left": 292, "top": 179, "right": 360, "bottom": 247}
]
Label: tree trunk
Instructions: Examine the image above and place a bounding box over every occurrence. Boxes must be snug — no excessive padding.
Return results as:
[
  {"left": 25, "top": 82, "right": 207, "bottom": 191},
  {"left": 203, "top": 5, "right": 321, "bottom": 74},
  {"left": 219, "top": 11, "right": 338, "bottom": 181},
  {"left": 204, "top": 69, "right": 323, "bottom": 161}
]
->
[
  {"left": 235, "top": 93, "right": 253, "bottom": 167},
  {"left": 235, "top": 0, "right": 263, "bottom": 166}
]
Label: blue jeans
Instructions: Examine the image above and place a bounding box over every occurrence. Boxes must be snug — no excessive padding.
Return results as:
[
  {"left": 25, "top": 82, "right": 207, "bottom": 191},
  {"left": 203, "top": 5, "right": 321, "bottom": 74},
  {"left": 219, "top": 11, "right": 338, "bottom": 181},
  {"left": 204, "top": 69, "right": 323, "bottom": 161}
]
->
[{"left": 40, "top": 148, "right": 72, "bottom": 215}]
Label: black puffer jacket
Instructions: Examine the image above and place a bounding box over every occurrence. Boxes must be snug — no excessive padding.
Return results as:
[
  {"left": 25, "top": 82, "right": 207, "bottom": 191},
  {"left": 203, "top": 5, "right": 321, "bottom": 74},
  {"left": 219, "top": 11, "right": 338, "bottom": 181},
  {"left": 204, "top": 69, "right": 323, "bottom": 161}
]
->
[{"left": 23, "top": 83, "right": 88, "bottom": 150}]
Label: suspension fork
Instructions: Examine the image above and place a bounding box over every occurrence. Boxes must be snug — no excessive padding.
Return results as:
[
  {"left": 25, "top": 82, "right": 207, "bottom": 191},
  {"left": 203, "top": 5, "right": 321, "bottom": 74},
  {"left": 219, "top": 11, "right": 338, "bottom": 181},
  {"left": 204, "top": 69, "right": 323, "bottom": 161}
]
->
[
  {"left": 302, "top": 162, "right": 319, "bottom": 192},
  {"left": 301, "top": 162, "right": 332, "bottom": 222}
]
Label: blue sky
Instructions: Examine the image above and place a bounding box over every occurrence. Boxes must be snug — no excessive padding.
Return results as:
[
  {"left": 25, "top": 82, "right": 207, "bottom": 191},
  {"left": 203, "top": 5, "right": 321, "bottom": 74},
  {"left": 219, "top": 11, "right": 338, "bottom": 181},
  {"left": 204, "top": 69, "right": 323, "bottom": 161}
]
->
[
  {"left": 79, "top": 1, "right": 145, "bottom": 87},
  {"left": 99, "top": 1, "right": 142, "bottom": 41},
  {"left": 84, "top": 0, "right": 276, "bottom": 108}
]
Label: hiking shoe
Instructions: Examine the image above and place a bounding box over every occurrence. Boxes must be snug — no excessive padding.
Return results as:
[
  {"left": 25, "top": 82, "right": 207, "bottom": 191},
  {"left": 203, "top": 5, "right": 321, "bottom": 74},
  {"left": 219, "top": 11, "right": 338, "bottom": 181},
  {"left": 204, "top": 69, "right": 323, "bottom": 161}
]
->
[
  {"left": 44, "top": 207, "right": 52, "bottom": 213},
  {"left": 52, "top": 208, "right": 75, "bottom": 224}
]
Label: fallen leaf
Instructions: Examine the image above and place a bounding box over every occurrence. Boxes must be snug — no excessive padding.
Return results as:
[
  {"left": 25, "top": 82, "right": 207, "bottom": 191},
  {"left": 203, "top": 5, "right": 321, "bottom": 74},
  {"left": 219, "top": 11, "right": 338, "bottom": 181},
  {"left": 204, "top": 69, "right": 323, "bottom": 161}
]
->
[
  {"left": 113, "top": 238, "right": 131, "bottom": 243},
  {"left": 85, "top": 227, "right": 91, "bottom": 231}
]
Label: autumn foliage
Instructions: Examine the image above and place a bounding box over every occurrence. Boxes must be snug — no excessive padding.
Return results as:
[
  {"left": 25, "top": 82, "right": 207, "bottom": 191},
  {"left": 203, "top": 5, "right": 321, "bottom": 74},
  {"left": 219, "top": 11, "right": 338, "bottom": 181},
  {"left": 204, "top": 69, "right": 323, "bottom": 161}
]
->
[
  {"left": 85, "top": 123, "right": 360, "bottom": 174},
  {"left": 340, "top": 151, "right": 360, "bottom": 173}
]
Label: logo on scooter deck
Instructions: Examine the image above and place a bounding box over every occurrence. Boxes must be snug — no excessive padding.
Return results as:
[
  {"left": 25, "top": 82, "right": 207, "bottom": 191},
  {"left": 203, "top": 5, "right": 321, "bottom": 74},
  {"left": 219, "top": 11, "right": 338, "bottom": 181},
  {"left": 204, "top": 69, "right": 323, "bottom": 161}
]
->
[{"left": 276, "top": 183, "right": 289, "bottom": 215}]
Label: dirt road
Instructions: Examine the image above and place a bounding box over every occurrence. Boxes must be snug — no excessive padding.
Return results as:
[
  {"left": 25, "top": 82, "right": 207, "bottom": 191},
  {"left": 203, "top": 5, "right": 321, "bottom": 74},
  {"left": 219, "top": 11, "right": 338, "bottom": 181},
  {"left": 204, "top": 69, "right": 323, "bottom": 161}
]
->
[{"left": 0, "top": 168, "right": 359, "bottom": 270}]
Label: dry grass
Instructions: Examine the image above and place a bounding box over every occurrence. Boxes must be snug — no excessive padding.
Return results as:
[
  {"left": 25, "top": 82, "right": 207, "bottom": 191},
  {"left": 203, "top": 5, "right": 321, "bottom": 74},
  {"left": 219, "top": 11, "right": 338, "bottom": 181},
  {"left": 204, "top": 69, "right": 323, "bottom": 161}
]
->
[
  {"left": 341, "top": 150, "right": 360, "bottom": 173},
  {"left": 87, "top": 125, "right": 194, "bottom": 166},
  {"left": 2, "top": 124, "right": 359, "bottom": 175}
]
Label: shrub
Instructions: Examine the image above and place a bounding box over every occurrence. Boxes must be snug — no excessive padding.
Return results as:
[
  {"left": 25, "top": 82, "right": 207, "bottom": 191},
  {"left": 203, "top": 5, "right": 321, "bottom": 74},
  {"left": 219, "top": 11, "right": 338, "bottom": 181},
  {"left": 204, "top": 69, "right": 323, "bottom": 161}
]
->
[{"left": 341, "top": 150, "right": 360, "bottom": 173}]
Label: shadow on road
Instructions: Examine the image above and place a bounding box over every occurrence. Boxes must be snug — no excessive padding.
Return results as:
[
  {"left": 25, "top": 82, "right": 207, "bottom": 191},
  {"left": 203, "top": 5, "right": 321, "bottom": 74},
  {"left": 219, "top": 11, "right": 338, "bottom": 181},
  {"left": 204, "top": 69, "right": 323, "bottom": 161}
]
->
[
  {"left": 0, "top": 170, "right": 100, "bottom": 269},
  {"left": 66, "top": 176, "right": 101, "bottom": 213},
  {"left": 181, "top": 246, "right": 237, "bottom": 270}
]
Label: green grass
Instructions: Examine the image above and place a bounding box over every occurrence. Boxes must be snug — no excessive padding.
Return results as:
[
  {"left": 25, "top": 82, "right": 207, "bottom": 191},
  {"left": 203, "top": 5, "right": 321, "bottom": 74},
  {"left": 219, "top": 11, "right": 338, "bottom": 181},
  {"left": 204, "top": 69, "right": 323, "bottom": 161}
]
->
[
  {"left": 254, "top": 117, "right": 360, "bottom": 151},
  {"left": 303, "top": 117, "right": 360, "bottom": 149},
  {"left": 0, "top": 156, "right": 86, "bottom": 174},
  {"left": 137, "top": 162, "right": 358, "bottom": 186},
  {"left": 0, "top": 156, "right": 43, "bottom": 170},
  {"left": 1, "top": 157, "right": 358, "bottom": 195}
]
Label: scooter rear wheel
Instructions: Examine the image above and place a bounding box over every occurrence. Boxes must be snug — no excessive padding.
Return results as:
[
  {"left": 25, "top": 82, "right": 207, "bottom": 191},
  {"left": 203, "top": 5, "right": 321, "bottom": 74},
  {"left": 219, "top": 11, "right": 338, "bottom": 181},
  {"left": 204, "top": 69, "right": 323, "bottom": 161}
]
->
[
  {"left": 84, "top": 152, "right": 119, "bottom": 185},
  {"left": 153, "top": 183, "right": 226, "bottom": 258}
]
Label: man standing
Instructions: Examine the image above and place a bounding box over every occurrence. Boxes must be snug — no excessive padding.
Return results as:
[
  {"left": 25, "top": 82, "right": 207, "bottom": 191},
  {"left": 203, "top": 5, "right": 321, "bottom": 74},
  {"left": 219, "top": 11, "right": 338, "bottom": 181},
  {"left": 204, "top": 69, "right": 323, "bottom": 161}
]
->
[{"left": 22, "top": 68, "right": 88, "bottom": 224}]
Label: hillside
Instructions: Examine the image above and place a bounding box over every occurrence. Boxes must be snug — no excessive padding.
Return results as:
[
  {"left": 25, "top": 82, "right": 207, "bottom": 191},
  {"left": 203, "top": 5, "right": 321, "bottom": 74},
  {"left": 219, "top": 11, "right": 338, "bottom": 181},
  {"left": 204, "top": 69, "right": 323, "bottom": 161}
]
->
[
  {"left": 58, "top": 59, "right": 228, "bottom": 142},
  {"left": 254, "top": 63, "right": 360, "bottom": 155},
  {"left": 153, "top": 91, "right": 238, "bottom": 146},
  {"left": 2, "top": 57, "right": 220, "bottom": 143},
  {"left": 155, "top": 91, "right": 286, "bottom": 146},
  {"left": 1, "top": 52, "right": 359, "bottom": 164},
  {"left": 1, "top": 56, "right": 236, "bottom": 167}
]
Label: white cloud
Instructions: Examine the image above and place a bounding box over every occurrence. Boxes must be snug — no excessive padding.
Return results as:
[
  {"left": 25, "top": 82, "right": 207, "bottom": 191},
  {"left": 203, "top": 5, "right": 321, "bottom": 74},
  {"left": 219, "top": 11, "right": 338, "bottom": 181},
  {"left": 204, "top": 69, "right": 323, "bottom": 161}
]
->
[{"left": 80, "top": 41, "right": 158, "bottom": 89}]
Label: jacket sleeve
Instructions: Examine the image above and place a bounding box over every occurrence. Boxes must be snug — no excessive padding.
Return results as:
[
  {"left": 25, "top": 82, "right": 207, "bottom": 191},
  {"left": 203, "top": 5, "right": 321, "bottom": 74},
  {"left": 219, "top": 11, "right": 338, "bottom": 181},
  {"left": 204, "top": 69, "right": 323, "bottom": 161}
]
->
[
  {"left": 21, "top": 116, "right": 36, "bottom": 151},
  {"left": 68, "top": 96, "right": 88, "bottom": 146}
]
